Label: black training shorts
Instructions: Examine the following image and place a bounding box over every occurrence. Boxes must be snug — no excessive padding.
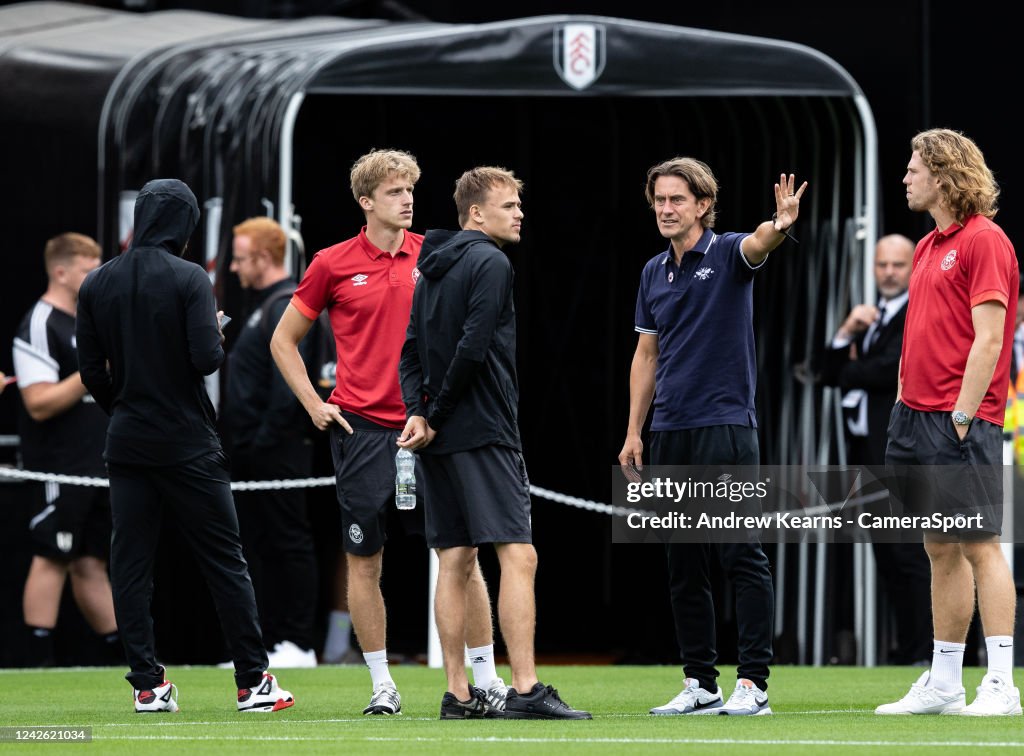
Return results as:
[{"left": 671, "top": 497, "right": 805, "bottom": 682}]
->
[
  {"left": 885, "top": 401, "right": 1004, "bottom": 538},
  {"left": 419, "top": 445, "right": 533, "bottom": 549},
  {"left": 29, "top": 482, "right": 111, "bottom": 561},
  {"left": 330, "top": 423, "right": 424, "bottom": 555}
]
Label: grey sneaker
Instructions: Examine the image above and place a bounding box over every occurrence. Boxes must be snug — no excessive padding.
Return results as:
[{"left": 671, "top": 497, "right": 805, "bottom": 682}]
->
[
  {"left": 483, "top": 677, "right": 509, "bottom": 712},
  {"left": 650, "top": 678, "right": 723, "bottom": 715},
  {"left": 440, "top": 685, "right": 503, "bottom": 719},
  {"left": 719, "top": 678, "right": 772, "bottom": 716},
  {"left": 363, "top": 681, "right": 401, "bottom": 715}
]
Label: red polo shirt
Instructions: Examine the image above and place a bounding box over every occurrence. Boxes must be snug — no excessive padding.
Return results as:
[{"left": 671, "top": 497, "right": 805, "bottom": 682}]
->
[
  {"left": 900, "top": 215, "right": 1018, "bottom": 426},
  {"left": 292, "top": 227, "right": 422, "bottom": 428}
]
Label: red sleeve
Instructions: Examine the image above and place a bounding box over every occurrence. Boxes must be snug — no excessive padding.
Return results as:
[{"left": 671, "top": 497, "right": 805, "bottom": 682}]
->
[
  {"left": 292, "top": 250, "right": 330, "bottom": 319},
  {"left": 966, "top": 230, "right": 1013, "bottom": 309}
]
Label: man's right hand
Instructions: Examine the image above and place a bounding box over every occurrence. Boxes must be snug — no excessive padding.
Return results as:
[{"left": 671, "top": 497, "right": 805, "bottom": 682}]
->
[
  {"left": 618, "top": 435, "right": 644, "bottom": 482},
  {"left": 398, "top": 415, "right": 436, "bottom": 451},
  {"left": 309, "top": 401, "right": 350, "bottom": 433},
  {"left": 838, "top": 304, "right": 880, "bottom": 339}
]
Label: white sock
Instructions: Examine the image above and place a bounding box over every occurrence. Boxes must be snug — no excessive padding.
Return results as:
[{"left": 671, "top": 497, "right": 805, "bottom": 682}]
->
[
  {"left": 323, "top": 610, "right": 352, "bottom": 659},
  {"left": 985, "top": 635, "right": 1014, "bottom": 684},
  {"left": 929, "top": 640, "right": 965, "bottom": 692},
  {"left": 363, "top": 649, "right": 393, "bottom": 689},
  {"left": 467, "top": 644, "right": 497, "bottom": 689}
]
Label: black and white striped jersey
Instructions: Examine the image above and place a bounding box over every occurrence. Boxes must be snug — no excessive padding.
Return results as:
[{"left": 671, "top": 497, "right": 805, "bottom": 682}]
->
[{"left": 12, "top": 300, "right": 107, "bottom": 474}]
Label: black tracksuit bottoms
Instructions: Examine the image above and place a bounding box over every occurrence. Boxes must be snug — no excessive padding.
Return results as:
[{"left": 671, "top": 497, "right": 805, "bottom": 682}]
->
[
  {"left": 650, "top": 425, "right": 774, "bottom": 693},
  {"left": 107, "top": 450, "right": 267, "bottom": 690}
]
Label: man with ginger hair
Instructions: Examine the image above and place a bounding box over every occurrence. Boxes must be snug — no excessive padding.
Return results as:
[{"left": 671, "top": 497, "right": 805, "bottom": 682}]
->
[
  {"left": 224, "top": 216, "right": 318, "bottom": 669},
  {"left": 272, "top": 149, "right": 503, "bottom": 715}
]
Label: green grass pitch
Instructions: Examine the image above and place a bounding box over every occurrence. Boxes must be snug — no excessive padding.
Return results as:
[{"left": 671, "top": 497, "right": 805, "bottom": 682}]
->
[{"left": 1, "top": 664, "right": 1022, "bottom": 754}]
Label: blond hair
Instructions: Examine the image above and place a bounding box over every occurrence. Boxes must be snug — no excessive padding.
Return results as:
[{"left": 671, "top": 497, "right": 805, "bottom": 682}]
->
[
  {"left": 911, "top": 128, "right": 999, "bottom": 221},
  {"left": 350, "top": 148, "right": 420, "bottom": 202},
  {"left": 44, "top": 232, "right": 100, "bottom": 274}
]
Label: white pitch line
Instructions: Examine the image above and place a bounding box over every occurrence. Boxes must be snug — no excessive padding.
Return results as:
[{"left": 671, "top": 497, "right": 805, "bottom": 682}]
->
[
  {"left": 367, "top": 736, "right": 1024, "bottom": 747},
  {"left": 84, "top": 734, "right": 1024, "bottom": 747}
]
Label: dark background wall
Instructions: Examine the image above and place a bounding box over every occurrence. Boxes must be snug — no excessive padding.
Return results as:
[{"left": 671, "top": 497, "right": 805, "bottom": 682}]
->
[{"left": 0, "top": 0, "right": 1017, "bottom": 666}]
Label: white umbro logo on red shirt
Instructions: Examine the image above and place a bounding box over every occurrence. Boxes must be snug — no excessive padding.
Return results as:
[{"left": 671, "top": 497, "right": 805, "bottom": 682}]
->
[{"left": 352, "top": 274, "right": 368, "bottom": 286}]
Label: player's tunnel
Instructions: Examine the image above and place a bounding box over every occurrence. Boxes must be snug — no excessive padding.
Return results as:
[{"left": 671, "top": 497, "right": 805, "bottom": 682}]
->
[{"left": 0, "top": 2, "right": 878, "bottom": 665}]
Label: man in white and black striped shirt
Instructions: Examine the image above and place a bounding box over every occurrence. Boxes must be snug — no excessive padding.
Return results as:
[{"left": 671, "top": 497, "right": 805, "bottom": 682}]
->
[{"left": 11, "top": 232, "right": 118, "bottom": 667}]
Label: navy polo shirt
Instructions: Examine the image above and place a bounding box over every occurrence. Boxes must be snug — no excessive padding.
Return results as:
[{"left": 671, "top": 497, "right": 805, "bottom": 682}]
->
[{"left": 634, "top": 228, "right": 763, "bottom": 431}]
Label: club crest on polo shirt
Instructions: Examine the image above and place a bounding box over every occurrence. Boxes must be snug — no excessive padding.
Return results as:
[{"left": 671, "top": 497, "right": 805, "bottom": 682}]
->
[
  {"left": 941, "top": 250, "right": 958, "bottom": 271},
  {"left": 412, "top": 268, "right": 421, "bottom": 284},
  {"left": 351, "top": 274, "right": 368, "bottom": 287},
  {"left": 348, "top": 524, "right": 364, "bottom": 544},
  {"left": 694, "top": 266, "right": 714, "bottom": 280}
]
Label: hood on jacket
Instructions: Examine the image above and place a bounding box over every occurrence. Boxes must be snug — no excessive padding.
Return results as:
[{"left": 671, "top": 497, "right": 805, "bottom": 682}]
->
[
  {"left": 417, "top": 229, "right": 493, "bottom": 279},
  {"left": 132, "top": 178, "right": 200, "bottom": 256}
]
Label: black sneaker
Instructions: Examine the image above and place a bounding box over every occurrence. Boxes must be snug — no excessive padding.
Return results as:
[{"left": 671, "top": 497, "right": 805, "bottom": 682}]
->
[
  {"left": 439, "top": 686, "right": 505, "bottom": 719},
  {"left": 504, "top": 682, "right": 592, "bottom": 719}
]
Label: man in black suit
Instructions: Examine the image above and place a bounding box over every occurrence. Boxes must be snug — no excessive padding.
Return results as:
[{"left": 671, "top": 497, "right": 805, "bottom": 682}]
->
[{"left": 822, "top": 233, "right": 931, "bottom": 665}]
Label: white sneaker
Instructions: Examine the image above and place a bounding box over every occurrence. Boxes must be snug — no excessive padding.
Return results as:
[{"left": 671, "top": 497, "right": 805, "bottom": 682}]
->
[
  {"left": 363, "top": 681, "right": 401, "bottom": 715},
  {"left": 875, "top": 670, "right": 965, "bottom": 715},
  {"left": 719, "top": 678, "right": 772, "bottom": 716},
  {"left": 962, "top": 673, "right": 1023, "bottom": 716},
  {"left": 237, "top": 673, "right": 295, "bottom": 713},
  {"left": 134, "top": 679, "right": 179, "bottom": 713},
  {"left": 267, "top": 640, "right": 318, "bottom": 668},
  {"left": 650, "top": 678, "right": 724, "bottom": 715},
  {"left": 483, "top": 677, "right": 510, "bottom": 712}
]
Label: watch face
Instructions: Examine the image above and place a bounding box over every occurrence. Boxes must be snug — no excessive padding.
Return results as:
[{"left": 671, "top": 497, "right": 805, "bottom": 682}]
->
[{"left": 952, "top": 411, "right": 969, "bottom": 425}]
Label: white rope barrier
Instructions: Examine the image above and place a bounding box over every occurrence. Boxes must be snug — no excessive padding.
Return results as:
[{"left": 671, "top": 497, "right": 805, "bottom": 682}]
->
[{"left": 0, "top": 466, "right": 885, "bottom": 515}]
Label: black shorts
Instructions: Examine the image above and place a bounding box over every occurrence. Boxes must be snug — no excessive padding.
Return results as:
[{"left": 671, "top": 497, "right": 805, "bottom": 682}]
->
[
  {"left": 330, "top": 422, "right": 424, "bottom": 556},
  {"left": 885, "top": 402, "right": 1004, "bottom": 538},
  {"left": 29, "top": 481, "right": 111, "bottom": 561},
  {"left": 420, "top": 445, "right": 533, "bottom": 549}
]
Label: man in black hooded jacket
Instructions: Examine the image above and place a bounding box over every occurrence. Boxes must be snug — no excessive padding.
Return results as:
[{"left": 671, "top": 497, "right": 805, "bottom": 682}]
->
[
  {"left": 398, "top": 166, "right": 590, "bottom": 721},
  {"left": 76, "top": 178, "right": 293, "bottom": 714}
]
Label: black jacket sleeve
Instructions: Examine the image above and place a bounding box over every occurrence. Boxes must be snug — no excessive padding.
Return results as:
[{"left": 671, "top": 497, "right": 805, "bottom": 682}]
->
[
  {"left": 252, "top": 297, "right": 305, "bottom": 449},
  {"left": 183, "top": 267, "right": 224, "bottom": 376},
  {"left": 820, "top": 314, "right": 904, "bottom": 394},
  {"left": 75, "top": 277, "right": 114, "bottom": 415},
  {"left": 399, "top": 285, "right": 427, "bottom": 419}
]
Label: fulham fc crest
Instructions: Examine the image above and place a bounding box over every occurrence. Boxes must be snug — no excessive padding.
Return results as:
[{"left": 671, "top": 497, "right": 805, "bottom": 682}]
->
[{"left": 554, "top": 23, "right": 606, "bottom": 91}]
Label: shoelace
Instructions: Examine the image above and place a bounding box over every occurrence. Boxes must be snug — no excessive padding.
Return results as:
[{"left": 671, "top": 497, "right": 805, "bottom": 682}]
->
[
  {"left": 544, "top": 686, "right": 567, "bottom": 707},
  {"left": 731, "top": 686, "right": 759, "bottom": 705}
]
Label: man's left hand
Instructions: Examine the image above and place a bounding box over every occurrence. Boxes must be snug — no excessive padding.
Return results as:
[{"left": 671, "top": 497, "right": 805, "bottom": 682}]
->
[{"left": 773, "top": 173, "right": 808, "bottom": 231}]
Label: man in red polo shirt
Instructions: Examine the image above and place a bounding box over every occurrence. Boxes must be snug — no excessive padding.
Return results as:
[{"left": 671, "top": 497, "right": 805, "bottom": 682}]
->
[
  {"left": 271, "top": 149, "right": 504, "bottom": 716},
  {"left": 877, "top": 129, "right": 1021, "bottom": 717}
]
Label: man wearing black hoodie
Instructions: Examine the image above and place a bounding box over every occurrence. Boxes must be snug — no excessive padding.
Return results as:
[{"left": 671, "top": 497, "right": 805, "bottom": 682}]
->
[
  {"left": 398, "top": 166, "right": 590, "bottom": 720},
  {"left": 75, "top": 178, "right": 293, "bottom": 714}
]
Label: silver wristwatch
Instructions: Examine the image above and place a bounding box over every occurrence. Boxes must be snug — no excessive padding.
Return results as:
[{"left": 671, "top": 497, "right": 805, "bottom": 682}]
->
[{"left": 951, "top": 410, "right": 971, "bottom": 426}]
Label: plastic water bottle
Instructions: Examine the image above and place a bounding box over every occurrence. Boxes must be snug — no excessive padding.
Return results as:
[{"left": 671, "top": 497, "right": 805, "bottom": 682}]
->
[{"left": 395, "top": 448, "right": 417, "bottom": 510}]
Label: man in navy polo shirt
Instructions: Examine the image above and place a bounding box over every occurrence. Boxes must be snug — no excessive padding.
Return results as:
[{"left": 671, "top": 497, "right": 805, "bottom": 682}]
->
[{"left": 619, "top": 157, "right": 806, "bottom": 717}]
